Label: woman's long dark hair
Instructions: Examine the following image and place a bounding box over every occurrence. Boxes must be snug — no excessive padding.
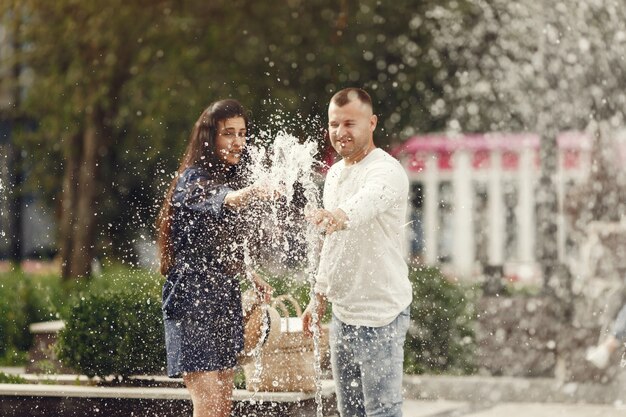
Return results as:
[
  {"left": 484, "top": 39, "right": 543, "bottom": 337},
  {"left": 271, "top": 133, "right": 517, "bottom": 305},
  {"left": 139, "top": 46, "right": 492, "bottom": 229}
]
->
[{"left": 156, "top": 99, "right": 249, "bottom": 276}]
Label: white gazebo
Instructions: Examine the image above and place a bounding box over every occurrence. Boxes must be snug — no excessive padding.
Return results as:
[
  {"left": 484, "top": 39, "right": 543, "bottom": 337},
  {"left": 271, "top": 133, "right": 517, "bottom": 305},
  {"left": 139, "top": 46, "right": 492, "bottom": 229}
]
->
[{"left": 392, "top": 132, "right": 592, "bottom": 280}]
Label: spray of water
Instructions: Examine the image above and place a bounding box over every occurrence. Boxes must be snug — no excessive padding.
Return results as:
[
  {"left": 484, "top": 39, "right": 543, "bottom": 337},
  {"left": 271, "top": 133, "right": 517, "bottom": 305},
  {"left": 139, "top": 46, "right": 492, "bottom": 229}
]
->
[
  {"left": 0, "top": 173, "right": 6, "bottom": 243},
  {"left": 241, "top": 131, "right": 325, "bottom": 415},
  {"left": 242, "top": 241, "right": 270, "bottom": 396}
]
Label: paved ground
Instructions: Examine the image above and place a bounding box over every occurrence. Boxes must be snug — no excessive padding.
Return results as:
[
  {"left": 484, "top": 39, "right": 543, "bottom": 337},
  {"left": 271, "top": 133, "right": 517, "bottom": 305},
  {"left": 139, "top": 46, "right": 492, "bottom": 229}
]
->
[
  {"left": 4, "top": 367, "right": 626, "bottom": 416},
  {"left": 402, "top": 399, "right": 626, "bottom": 416}
]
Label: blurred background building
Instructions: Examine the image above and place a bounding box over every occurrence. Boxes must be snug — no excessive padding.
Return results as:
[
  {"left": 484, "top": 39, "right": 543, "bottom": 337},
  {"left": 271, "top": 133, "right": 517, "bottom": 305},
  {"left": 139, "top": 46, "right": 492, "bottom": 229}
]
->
[{"left": 393, "top": 131, "right": 594, "bottom": 281}]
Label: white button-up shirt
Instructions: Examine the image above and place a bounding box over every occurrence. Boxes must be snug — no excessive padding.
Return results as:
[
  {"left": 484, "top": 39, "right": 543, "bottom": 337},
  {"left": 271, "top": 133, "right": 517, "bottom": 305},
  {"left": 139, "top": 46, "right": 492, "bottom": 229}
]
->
[{"left": 315, "top": 148, "right": 412, "bottom": 327}]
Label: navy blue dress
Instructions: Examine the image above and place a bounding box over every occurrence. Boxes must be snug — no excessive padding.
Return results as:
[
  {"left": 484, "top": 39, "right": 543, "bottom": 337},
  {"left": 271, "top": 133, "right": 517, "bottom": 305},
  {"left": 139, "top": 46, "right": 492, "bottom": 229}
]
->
[{"left": 162, "top": 166, "right": 244, "bottom": 377}]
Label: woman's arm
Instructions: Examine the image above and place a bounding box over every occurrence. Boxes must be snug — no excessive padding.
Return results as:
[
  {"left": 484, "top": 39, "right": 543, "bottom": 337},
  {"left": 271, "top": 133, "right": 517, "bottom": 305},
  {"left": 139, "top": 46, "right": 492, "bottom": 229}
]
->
[{"left": 224, "top": 184, "right": 281, "bottom": 210}]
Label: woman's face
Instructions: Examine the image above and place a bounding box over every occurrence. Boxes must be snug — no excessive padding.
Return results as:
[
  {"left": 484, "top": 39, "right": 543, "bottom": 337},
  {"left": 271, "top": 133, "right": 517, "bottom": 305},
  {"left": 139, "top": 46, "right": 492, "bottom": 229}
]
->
[{"left": 215, "top": 116, "right": 247, "bottom": 166}]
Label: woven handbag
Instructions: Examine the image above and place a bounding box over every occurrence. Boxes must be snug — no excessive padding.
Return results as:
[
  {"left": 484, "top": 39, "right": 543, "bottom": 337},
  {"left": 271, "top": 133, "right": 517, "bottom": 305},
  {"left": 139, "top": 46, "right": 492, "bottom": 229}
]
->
[
  {"left": 243, "top": 294, "right": 329, "bottom": 392},
  {"left": 238, "top": 289, "right": 281, "bottom": 365}
]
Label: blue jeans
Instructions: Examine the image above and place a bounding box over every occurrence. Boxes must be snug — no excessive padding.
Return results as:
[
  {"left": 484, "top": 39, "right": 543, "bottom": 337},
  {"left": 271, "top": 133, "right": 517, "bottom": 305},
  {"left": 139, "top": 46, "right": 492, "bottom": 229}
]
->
[{"left": 330, "top": 308, "right": 410, "bottom": 417}]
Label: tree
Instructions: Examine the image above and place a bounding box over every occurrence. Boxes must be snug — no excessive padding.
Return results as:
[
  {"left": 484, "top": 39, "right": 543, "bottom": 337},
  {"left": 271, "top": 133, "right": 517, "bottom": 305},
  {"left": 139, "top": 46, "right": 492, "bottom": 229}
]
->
[
  {"left": 237, "top": 0, "right": 452, "bottom": 143},
  {"left": 2, "top": 0, "right": 449, "bottom": 278},
  {"left": 0, "top": 8, "right": 25, "bottom": 266},
  {"left": 3, "top": 0, "right": 202, "bottom": 278}
]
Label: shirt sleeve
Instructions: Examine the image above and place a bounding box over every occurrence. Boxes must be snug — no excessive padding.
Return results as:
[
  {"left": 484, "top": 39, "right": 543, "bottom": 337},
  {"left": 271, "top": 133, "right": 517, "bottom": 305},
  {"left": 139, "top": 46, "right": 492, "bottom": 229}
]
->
[
  {"left": 172, "top": 167, "right": 234, "bottom": 219},
  {"left": 338, "top": 162, "right": 408, "bottom": 229}
]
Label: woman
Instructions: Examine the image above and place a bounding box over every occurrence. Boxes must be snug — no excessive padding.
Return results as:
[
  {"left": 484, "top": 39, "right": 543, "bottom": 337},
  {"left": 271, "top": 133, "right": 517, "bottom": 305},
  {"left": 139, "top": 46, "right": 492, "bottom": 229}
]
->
[{"left": 157, "top": 99, "right": 272, "bottom": 417}]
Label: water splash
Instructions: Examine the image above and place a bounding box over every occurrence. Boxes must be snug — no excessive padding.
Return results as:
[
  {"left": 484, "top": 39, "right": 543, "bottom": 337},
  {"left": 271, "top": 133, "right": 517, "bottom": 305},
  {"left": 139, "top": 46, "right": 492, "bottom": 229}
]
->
[
  {"left": 304, "top": 197, "right": 324, "bottom": 417},
  {"left": 242, "top": 131, "right": 325, "bottom": 415},
  {"left": 242, "top": 242, "right": 270, "bottom": 398},
  {"left": 246, "top": 132, "right": 319, "bottom": 208},
  {"left": 244, "top": 131, "right": 321, "bottom": 270},
  {"left": 0, "top": 172, "right": 6, "bottom": 243}
]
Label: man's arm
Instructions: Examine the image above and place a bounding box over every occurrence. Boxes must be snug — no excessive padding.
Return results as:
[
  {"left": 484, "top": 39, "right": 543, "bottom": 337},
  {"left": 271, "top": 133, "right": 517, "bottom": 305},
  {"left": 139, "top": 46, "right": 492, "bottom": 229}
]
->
[{"left": 337, "top": 163, "right": 408, "bottom": 229}]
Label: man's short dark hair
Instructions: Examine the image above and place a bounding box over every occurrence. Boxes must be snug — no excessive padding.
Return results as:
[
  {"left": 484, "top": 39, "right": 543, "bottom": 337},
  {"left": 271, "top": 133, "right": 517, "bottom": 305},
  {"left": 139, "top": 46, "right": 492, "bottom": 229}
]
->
[{"left": 331, "top": 88, "right": 373, "bottom": 108}]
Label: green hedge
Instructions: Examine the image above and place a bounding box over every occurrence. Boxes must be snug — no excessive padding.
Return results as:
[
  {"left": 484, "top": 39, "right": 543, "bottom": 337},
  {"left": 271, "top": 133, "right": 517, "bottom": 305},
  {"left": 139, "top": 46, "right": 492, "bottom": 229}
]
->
[
  {"left": 1, "top": 264, "right": 476, "bottom": 377},
  {"left": 0, "top": 265, "right": 163, "bottom": 367},
  {"left": 258, "top": 266, "right": 477, "bottom": 375},
  {"left": 404, "top": 266, "right": 476, "bottom": 375},
  {"left": 56, "top": 288, "right": 165, "bottom": 380},
  {"left": 0, "top": 271, "right": 63, "bottom": 359}
]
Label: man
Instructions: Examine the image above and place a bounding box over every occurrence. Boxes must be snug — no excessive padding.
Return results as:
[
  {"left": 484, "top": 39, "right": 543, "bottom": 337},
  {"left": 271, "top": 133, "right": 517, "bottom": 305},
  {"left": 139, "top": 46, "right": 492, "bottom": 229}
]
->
[{"left": 303, "top": 88, "right": 412, "bottom": 416}]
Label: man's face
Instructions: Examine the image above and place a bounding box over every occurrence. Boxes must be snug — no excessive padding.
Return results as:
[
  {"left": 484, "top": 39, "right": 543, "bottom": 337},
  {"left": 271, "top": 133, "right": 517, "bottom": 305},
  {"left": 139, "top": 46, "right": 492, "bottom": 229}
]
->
[{"left": 328, "top": 99, "right": 377, "bottom": 163}]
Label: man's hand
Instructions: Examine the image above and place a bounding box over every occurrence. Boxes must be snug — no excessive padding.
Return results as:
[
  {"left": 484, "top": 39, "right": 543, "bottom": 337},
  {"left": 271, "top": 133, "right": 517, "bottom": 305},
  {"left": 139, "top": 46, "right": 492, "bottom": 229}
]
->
[
  {"left": 307, "top": 208, "right": 348, "bottom": 235},
  {"left": 302, "top": 293, "right": 327, "bottom": 338}
]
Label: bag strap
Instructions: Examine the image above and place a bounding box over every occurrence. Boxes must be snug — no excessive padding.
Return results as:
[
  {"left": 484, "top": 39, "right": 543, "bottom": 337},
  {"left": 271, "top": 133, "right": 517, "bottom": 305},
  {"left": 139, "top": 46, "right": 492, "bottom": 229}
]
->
[
  {"left": 271, "top": 294, "right": 303, "bottom": 317},
  {"left": 241, "top": 288, "right": 261, "bottom": 318}
]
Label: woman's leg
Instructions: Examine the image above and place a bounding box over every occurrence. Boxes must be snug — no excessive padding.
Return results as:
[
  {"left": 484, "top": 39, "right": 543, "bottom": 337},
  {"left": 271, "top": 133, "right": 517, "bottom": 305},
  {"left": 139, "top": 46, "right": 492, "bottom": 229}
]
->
[{"left": 183, "top": 369, "right": 234, "bottom": 417}]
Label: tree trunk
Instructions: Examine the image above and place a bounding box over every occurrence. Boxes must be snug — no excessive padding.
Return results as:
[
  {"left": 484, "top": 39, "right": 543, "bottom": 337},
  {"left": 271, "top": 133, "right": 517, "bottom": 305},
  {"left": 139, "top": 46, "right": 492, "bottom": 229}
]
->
[
  {"left": 7, "top": 14, "right": 23, "bottom": 268},
  {"left": 61, "top": 114, "right": 100, "bottom": 280},
  {"left": 59, "top": 133, "right": 80, "bottom": 279},
  {"left": 7, "top": 140, "right": 23, "bottom": 266}
]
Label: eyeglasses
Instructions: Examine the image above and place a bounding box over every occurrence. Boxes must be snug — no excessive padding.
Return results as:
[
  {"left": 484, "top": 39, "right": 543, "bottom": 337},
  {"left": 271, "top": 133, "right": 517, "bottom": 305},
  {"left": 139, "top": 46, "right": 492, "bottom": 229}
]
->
[{"left": 218, "top": 131, "right": 247, "bottom": 139}]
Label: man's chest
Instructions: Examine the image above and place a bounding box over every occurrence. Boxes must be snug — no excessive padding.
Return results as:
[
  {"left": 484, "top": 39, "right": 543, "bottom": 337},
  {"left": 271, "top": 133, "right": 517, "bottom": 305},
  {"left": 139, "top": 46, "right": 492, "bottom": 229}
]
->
[{"left": 323, "top": 167, "right": 367, "bottom": 208}]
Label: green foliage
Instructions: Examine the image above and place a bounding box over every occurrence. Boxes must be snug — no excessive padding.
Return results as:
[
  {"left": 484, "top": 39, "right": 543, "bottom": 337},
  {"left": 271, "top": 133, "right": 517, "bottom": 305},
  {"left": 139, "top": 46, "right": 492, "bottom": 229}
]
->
[
  {"left": 84, "top": 263, "right": 163, "bottom": 297},
  {"left": 0, "top": 266, "right": 163, "bottom": 366},
  {"left": 0, "top": 371, "right": 27, "bottom": 384},
  {"left": 56, "top": 288, "right": 165, "bottom": 380},
  {"left": 404, "top": 266, "right": 476, "bottom": 375},
  {"left": 246, "top": 270, "right": 331, "bottom": 323},
  {"left": 233, "top": 367, "right": 246, "bottom": 390},
  {"left": 0, "top": 348, "right": 28, "bottom": 367},
  {"left": 1, "top": 264, "right": 477, "bottom": 379},
  {"left": 0, "top": 270, "right": 64, "bottom": 356},
  {"left": 2, "top": 0, "right": 461, "bottom": 269},
  {"left": 255, "top": 267, "right": 476, "bottom": 375}
]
